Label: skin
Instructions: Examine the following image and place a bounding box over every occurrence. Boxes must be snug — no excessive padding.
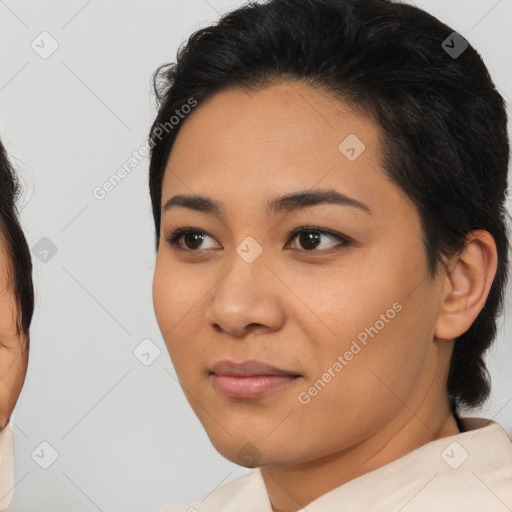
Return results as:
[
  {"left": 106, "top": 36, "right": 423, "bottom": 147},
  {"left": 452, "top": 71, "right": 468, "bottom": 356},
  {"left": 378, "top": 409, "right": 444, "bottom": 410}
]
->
[
  {"left": 152, "top": 80, "right": 497, "bottom": 512},
  {"left": 0, "top": 232, "right": 27, "bottom": 430}
]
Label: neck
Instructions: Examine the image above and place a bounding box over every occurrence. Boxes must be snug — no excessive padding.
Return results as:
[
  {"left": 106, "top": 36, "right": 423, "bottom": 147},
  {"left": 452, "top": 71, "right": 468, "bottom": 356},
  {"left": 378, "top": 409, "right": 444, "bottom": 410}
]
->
[{"left": 260, "top": 398, "right": 460, "bottom": 512}]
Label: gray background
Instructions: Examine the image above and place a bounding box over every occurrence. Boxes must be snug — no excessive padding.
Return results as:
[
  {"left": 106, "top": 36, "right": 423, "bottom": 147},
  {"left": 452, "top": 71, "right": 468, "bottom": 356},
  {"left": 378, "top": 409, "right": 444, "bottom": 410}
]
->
[{"left": 0, "top": 1, "right": 510, "bottom": 511}]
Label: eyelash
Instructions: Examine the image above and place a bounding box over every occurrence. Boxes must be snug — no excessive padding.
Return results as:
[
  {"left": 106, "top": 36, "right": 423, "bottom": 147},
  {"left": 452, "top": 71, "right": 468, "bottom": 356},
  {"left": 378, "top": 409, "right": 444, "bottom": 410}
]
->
[{"left": 164, "top": 226, "right": 352, "bottom": 255}]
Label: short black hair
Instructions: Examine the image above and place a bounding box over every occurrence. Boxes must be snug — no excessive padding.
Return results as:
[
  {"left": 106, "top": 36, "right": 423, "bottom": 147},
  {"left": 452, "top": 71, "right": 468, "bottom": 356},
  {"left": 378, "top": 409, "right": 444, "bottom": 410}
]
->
[
  {"left": 148, "top": 0, "right": 510, "bottom": 409},
  {"left": 0, "top": 138, "right": 34, "bottom": 349}
]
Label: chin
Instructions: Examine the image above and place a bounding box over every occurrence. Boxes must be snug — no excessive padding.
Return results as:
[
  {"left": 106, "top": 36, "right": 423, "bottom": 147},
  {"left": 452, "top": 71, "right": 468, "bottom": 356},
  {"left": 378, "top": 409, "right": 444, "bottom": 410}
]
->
[{"left": 207, "top": 429, "right": 299, "bottom": 468}]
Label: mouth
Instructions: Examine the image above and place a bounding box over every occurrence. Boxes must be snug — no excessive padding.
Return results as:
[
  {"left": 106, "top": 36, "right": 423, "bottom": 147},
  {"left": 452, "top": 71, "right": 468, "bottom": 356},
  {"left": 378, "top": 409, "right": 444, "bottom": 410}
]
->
[{"left": 209, "top": 359, "right": 302, "bottom": 399}]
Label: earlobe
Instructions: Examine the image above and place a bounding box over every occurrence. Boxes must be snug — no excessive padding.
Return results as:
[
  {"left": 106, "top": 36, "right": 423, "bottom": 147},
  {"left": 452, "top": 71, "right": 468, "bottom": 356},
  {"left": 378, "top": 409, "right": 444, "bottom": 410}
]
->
[{"left": 434, "top": 230, "right": 498, "bottom": 341}]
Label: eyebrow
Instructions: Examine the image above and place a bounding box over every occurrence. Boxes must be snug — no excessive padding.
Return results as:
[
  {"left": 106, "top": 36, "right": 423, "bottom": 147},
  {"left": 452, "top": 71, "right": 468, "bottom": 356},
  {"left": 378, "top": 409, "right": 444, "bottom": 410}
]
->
[{"left": 162, "top": 188, "right": 372, "bottom": 217}]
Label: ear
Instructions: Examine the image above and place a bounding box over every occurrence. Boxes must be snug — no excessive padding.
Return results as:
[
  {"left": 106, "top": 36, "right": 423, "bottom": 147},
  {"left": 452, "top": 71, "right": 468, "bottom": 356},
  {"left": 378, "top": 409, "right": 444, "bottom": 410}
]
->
[
  {"left": 0, "top": 253, "right": 27, "bottom": 430},
  {"left": 434, "top": 230, "right": 498, "bottom": 341}
]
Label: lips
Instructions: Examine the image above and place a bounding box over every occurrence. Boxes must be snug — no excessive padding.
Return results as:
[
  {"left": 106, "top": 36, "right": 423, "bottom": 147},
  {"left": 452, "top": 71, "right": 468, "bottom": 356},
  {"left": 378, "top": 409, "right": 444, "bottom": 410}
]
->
[
  {"left": 209, "top": 360, "right": 302, "bottom": 399},
  {"left": 210, "top": 359, "right": 301, "bottom": 377}
]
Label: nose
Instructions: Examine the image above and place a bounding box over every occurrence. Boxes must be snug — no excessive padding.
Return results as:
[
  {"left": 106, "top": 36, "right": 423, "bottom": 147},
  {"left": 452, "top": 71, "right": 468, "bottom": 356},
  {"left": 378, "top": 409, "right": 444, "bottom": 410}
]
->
[{"left": 204, "top": 244, "right": 286, "bottom": 338}]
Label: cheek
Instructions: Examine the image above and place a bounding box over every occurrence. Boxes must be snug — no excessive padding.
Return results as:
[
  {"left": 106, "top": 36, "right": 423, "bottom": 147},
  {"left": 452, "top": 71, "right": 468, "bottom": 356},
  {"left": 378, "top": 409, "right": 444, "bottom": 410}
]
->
[
  {"left": 0, "top": 342, "right": 27, "bottom": 425},
  {"left": 289, "top": 303, "right": 429, "bottom": 456},
  {"left": 152, "top": 255, "right": 195, "bottom": 334},
  {"left": 152, "top": 257, "right": 206, "bottom": 370},
  {"left": 289, "top": 262, "right": 402, "bottom": 352},
  {"left": 294, "top": 251, "right": 433, "bottom": 397},
  {"left": 151, "top": 262, "right": 169, "bottom": 335}
]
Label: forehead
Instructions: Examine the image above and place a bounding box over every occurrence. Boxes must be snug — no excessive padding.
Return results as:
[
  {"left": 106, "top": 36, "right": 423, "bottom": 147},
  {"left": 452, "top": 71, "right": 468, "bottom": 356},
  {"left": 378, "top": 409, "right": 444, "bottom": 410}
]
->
[{"left": 161, "top": 81, "right": 405, "bottom": 220}]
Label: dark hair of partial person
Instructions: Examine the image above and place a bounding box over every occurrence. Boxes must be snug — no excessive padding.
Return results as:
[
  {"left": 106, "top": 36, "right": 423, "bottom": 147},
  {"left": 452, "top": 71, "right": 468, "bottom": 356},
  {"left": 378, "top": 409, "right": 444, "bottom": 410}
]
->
[
  {"left": 0, "top": 138, "right": 34, "bottom": 349},
  {"left": 147, "top": 0, "right": 510, "bottom": 410}
]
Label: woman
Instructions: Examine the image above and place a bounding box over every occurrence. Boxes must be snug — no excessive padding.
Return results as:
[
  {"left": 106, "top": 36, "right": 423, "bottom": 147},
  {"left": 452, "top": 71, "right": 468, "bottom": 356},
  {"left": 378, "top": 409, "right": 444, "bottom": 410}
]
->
[
  {"left": 149, "top": 0, "right": 512, "bottom": 510},
  {"left": 0, "top": 139, "right": 34, "bottom": 510}
]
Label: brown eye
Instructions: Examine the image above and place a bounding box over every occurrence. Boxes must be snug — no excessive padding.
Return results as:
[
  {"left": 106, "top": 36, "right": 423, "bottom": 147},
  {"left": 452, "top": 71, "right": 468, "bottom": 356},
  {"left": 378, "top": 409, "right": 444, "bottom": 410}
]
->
[
  {"left": 181, "top": 232, "right": 205, "bottom": 250},
  {"left": 297, "top": 231, "right": 322, "bottom": 250},
  {"left": 287, "top": 227, "right": 352, "bottom": 253},
  {"left": 165, "top": 228, "right": 219, "bottom": 251}
]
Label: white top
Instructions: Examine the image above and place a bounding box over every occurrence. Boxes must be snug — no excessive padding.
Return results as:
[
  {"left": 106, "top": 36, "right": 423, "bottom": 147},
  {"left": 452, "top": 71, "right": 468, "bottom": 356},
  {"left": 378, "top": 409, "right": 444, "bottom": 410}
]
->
[
  {"left": 0, "top": 423, "right": 14, "bottom": 512},
  {"left": 161, "top": 416, "right": 512, "bottom": 512}
]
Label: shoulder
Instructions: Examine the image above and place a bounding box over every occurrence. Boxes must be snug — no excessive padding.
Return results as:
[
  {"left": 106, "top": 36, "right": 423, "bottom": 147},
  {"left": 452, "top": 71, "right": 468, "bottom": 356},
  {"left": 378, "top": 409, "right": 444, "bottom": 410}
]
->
[{"left": 159, "top": 469, "right": 267, "bottom": 512}]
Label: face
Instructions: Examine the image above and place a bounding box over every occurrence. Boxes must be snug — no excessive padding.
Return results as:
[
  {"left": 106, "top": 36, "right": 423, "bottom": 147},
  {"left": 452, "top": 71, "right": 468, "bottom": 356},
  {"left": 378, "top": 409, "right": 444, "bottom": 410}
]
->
[
  {"left": 0, "top": 234, "right": 27, "bottom": 429},
  {"left": 152, "top": 81, "right": 449, "bottom": 467}
]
